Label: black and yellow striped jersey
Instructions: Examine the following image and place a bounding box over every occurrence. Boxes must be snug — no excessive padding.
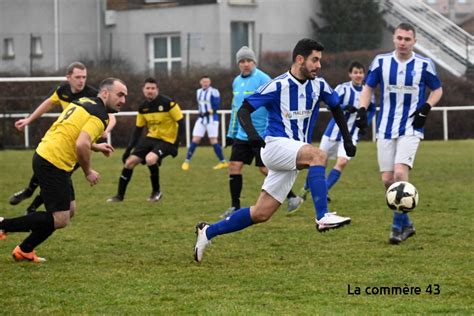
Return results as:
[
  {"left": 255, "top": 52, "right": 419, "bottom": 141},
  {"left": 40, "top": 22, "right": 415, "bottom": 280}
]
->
[
  {"left": 136, "top": 94, "right": 183, "bottom": 144},
  {"left": 36, "top": 97, "right": 109, "bottom": 172},
  {"left": 49, "top": 83, "right": 98, "bottom": 110}
]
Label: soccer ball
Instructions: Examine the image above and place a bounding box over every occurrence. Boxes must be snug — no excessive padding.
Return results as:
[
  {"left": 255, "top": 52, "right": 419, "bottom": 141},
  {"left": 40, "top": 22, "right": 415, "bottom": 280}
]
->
[{"left": 386, "top": 181, "right": 419, "bottom": 212}]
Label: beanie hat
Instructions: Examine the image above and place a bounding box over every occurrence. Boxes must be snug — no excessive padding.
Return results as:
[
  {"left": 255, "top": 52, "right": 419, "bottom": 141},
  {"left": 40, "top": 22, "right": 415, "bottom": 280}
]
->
[{"left": 236, "top": 46, "right": 256, "bottom": 64}]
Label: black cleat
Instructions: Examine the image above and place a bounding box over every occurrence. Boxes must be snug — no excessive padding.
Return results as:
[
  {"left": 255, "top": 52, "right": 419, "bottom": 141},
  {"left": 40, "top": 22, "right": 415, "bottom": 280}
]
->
[{"left": 9, "top": 188, "right": 33, "bottom": 205}]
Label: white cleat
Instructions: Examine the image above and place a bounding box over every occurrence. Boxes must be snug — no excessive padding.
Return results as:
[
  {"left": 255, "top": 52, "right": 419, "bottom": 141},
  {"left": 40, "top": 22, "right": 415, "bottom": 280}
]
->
[
  {"left": 194, "top": 222, "right": 210, "bottom": 262},
  {"left": 315, "top": 212, "right": 351, "bottom": 232},
  {"left": 287, "top": 196, "right": 304, "bottom": 215}
]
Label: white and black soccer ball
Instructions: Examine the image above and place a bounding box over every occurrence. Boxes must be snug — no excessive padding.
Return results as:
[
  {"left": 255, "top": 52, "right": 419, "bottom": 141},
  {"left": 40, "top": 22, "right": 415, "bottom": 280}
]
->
[{"left": 386, "top": 181, "right": 419, "bottom": 212}]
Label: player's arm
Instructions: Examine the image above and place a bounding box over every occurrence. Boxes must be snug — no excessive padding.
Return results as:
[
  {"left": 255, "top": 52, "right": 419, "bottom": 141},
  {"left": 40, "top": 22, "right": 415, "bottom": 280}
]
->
[
  {"left": 355, "top": 85, "right": 374, "bottom": 129},
  {"left": 76, "top": 131, "right": 100, "bottom": 186},
  {"left": 237, "top": 101, "right": 265, "bottom": 148},
  {"left": 411, "top": 87, "right": 443, "bottom": 129},
  {"left": 102, "top": 113, "right": 117, "bottom": 139},
  {"left": 15, "top": 98, "right": 56, "bottom": 131},
  {"left": 91, "top": 142, "right": 115, "bottom": 157}
]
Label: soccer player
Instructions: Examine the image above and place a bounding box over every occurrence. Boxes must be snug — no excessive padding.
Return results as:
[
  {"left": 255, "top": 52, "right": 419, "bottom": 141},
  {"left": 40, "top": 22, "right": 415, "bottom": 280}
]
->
[
  {"left": 356, "top": 23, "right": 443, "bottom": 244},
  {"left": 222, "top": 46, "right": 302, "bottom": 217},
  {"left": 9, "top": 61, "right": 117, "bottom": 214},
  {"left": 0, "top": 78, "right": 126, "bottom": 262},
  {"left": 107, "top": 78, "right": 184, "bottom": 203},
  {"left": 181, "top": 76, "right": 228, "bottom": 171},
  {"left": 297, "top": 61, "right": 376, "bottom": 208},
  {"left": 194, "top": 38, "right": 356, "bottom": 262}
]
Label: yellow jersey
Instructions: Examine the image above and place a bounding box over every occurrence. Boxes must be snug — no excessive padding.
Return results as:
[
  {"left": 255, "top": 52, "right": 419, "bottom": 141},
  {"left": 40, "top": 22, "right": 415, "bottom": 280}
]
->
[
  {"left": 136, "top": 94, "right": 183, "bottom": 144},
  {"left": 36, "top": 97, "right": 109, "bottom": 172},
  {"left": 49, "top": 83, "right": 98, "bottom": 110}
]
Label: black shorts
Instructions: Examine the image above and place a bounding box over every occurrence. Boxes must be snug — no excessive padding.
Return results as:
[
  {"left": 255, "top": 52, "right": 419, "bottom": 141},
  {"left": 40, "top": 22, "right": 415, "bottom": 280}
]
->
[
  {"left": 33, "top": 153, "right": 74, "bottom": 212},
  {"left": 132, "top": 137, "right": 177, "bottom": 163},
  {"left": 230, "top": 139, "right": 265, "bottom": 167}
]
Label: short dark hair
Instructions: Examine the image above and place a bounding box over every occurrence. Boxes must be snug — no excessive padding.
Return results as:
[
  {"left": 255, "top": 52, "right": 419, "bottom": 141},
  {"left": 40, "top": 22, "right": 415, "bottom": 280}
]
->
[
  {"left": 66, "top": 61, "right": 86, "bottom": 75},
  {"left": 200, "top": 75, "right": 210, "bottom": 80},
  {"left": 395, "top": 22, "right": 416, "bottom": 37},
  {"left": 348, "top": 61, "right": 365, "bottom": 73},
  {"left": 292, "top": 38, "right": 325, "bottom": 62},
  {"left": 144, "top": 77, "right": 158, "bottom": 86},
  {"left": 99, "top": 78, "right": 125, "bottom": 91}
]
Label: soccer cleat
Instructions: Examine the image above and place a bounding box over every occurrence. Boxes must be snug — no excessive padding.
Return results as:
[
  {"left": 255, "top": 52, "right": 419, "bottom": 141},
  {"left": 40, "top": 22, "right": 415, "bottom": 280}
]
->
[
  {"left": 219, "top": 206, "right": 236, "bottom": 218},
  {"left": 147, "top": 191, "right": 163, "bottom": 202},
  {"left": 12, "top": 246, "right": 46, "bottom": 263},
  {"left": 401, "top": 225, "right": 416, "bottom": 241},
  {"left": 106, "top": 195, "right": 124, "bottom": 203},
  {"left": 0, "top": 217, "right": 6, "bottom": 240},
  {"left": 181, "top": 161, "right": 190, "bottom": 171},
  {"left": 315, "top": 212, "right": 351, "bottom": 232},
  {"left": 194, "top": 222, "right": 210, "bottom": 263},
  {"left": 287, "top": 196, "right": 304, "bottom": 216},
  {"left": 9, "top": 188, "right": 33, "bottom": 205},
  {"left": 389, "top": 228, "right": 403, "bottom": 244},
  {"left": 212, "top": 161, "right": 229, "bottom": 170}
]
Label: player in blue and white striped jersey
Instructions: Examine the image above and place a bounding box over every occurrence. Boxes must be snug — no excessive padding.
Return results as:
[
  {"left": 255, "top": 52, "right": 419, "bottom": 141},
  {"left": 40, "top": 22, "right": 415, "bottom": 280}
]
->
[
  {"left": 194, "top": 39, "right": 356, "bottom": 262},
  {"left": 298, "top": 62, "right": 376, "bottom": 205},
  {"left": 181, "top": 76, "right": 228, "bottom": 171},
  {"left": 357, "top": 23, "right": 443, "bottom": 245}
]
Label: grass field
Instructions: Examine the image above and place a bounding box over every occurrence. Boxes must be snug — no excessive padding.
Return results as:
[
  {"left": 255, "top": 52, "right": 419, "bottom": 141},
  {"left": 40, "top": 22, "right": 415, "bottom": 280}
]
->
[{"left": 0, "top": 140, "right": 473, "bottom": 314}]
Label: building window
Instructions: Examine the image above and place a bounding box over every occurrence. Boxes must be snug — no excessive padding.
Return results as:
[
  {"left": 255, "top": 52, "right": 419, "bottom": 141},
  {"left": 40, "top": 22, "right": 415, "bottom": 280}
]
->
[
  {"left": 231, "top": 21, "right": 254, "bottom": 64},
  {"left": 31, "top": 36, "right": 43, "bottom": 58},
  {"left": 148, "top": 34, "right": 181, "bottom": 76},
  {"left": 3, "top": 38, "right": 15, "bottom": 59}
]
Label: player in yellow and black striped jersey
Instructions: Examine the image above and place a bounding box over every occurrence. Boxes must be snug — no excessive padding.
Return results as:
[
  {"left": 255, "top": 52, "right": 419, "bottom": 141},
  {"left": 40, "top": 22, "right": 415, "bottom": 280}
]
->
[
  {"left": 0, "top": 78, "right": 127, "bottom": 263},
  {"left": 107, "top": 77, "right": 185, "bottom": 203},
  {"left": 10, "top": 61, "right": 117, "bottom": 213}
]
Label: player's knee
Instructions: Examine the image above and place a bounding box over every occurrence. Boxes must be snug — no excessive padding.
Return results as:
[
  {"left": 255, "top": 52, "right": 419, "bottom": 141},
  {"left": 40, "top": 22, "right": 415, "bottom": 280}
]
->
[
  {"left": 251, "top": 209, "right": 272, "bottom": 223},
  {"left": 145, "top": 156, "right": 158, "bottom": 166},
  {"left": 53, "top": 211, "right": 71, "bottom": 229},
  {"left": 381, "top": 174, "right": 394, "bottom": 190},
  {"left": 311, "top": 149, "right": 326, "bottom": 165},
  {"left": 228, "top": 162, "right": 242, "bottom": 174}
]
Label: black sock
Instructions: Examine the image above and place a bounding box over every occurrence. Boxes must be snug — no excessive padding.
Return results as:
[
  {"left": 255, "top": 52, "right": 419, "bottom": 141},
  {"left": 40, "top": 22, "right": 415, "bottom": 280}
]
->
[
  {"left": 286, "top": 190, "right": 296, "bottom": 198},
  {"left": 118, "top": 168, "right": 134, "bottom": 198},
  {"left": 27, "top": 175, "right": 39, "bottom": 193},
  {"left": 0, "top": 211, "right": 53, "bottom": 233},
  {"left": 148, "top": 164, "right": 160, "bottom": 193},
  {"left": 229, "top": 174, "right": 242, "bottom": 209},
  {"left": 19, "top": 212, "right": 55, "bottom": 253},
  {"left": 28, "top": 195, "right": 43, "bottom": 210}
]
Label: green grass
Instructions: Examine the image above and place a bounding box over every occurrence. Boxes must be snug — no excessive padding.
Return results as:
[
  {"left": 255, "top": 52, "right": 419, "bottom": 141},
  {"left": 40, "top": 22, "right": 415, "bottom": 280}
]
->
[{"left": 0, "top": 140, "right": 473, "bottom": 314}]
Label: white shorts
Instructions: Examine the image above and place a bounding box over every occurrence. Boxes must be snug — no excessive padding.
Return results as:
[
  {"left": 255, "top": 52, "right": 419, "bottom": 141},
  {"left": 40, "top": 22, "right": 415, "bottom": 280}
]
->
[
  {"left": 319, "top": 135, "right": 355, "bottom": 160},
  {"left": 260, "top": 137, "right": 307, "bottom": 203},
  {"left": 192, "top": 117, "right": 219, "bottom": 138},
  {"left": 377, "top": 135, "right": 421, "bottom": 172}
]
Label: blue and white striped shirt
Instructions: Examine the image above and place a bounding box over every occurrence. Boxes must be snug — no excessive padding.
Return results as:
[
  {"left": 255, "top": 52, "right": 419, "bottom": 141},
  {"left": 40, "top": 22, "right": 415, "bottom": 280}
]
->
[
  {"left": 366, "top": 51, "right": 441, "bottom": 139},
  {"left": 323, "top": 81, "right": 376, "bottom": 141},
  {"left": 246, "top": 71, "right": 340, "bottom": 144},
  {"left": 197, "top": 86, "right": 220, "bottom": 122}
]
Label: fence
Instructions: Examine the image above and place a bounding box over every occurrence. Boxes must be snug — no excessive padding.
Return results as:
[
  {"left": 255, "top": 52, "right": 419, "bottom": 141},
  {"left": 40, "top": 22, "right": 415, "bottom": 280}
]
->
[{"left": 1, "top": 106, "right": 473, "bottom": 149}]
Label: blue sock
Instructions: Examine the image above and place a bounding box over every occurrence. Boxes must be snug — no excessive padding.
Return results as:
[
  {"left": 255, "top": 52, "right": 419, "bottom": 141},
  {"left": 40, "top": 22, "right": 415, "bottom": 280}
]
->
[
  {"left": 206, "top": 207, "right": 253, "bottom": 240},
  {"left": 392, "top": 212, "right": 404, "bottom": 231},
  {"left": 212, "top": 143, "right": 225, "bottom": 161},
  {"left": 326, "top": 168, "right": 341, "bottom": 191},
  {"left": 401, "top": 213, "right": 412, "bottom": 227},
  {"left": 186, "top": 142, "right": 198, "bottom": 160},
  {"left": 304, "top": 177, "right": 309, "bottom": 191},
  {"left": 307, "top": 165, "right": 329, "bottom": 220}
]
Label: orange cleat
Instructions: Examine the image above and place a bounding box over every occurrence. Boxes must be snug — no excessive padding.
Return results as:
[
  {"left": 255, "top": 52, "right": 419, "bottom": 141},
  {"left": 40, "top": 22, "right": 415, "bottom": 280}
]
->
[{"left": 12, "top": 246, "right": 46, "bottom": 263}]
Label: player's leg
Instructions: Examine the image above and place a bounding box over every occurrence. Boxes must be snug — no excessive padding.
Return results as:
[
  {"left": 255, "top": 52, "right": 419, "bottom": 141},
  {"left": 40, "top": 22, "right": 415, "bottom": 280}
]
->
[
  {"left": 393, "top": 136, "right": 421, "bottom": 242},
  {"left": 208, "top": 121, "right": 228, "bottom": 169},
  {"left": 9, "top": 174, "right": 39, "bottom": 205},
  {"left": 107, "top": 152, "right": 143, "bottom": 202},
  {"left": 296, "top": 143, "right": 351, "bottom": 232},
  {"left": 195, "top": 179, "right": 283, "bottom": 263},
  {"left": 327, "top": 141, "right": 351, "bottom": 192},
  {"left": 182, "top": 119, "right": 205, "bottom": 171}
]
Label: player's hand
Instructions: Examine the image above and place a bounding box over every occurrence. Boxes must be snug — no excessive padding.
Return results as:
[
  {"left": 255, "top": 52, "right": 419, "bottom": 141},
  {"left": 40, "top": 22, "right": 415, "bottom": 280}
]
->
[
  {"left": 85, "top": 169, "right": 100, "bottom": 186},
  {"left": 344, "top": 141, "right": 356, "bottom": 157},
  {"left": 122, "top": 148, "right": 131, "bottom": 164},
  {"left": 355, "top": 107, "right": 367, "bottom": 129},
  {"left": 15, "top": 118, "right": 29, "bottom": 131},
  {"left": 411, "top": 102, "right": 431, "bottom": 129},
  {"left": 249, "top": 135, "right": 266, "bottom": 149},
  {"left": 225, "top": 137, "right": 234, "bottom": 148},
  {"left": 344, "top": 105, "right": 358, "bottom": 113},
  {"left": 95, "top": 143, "right": 115, "bottom": 157}
]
